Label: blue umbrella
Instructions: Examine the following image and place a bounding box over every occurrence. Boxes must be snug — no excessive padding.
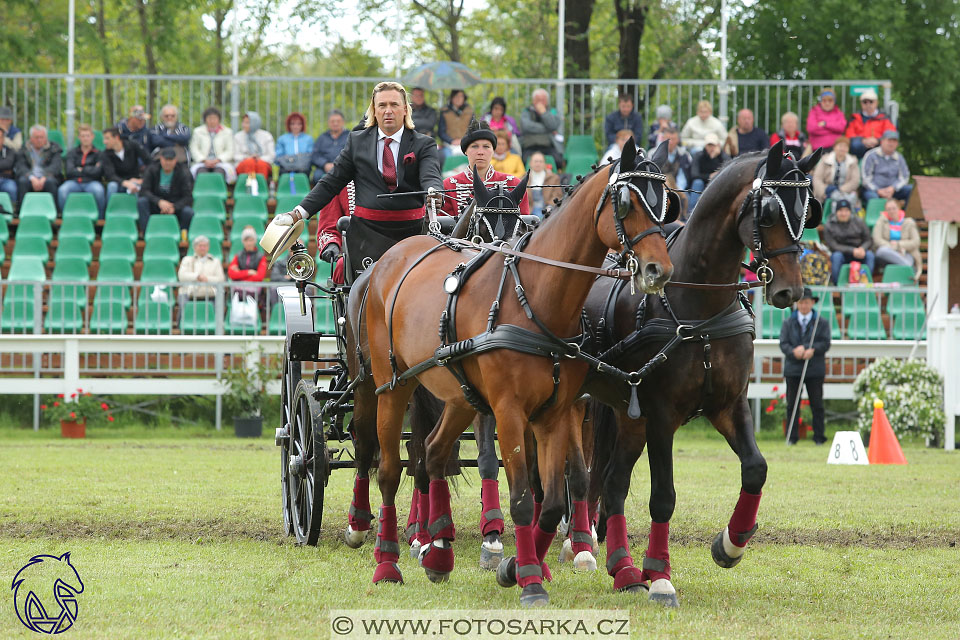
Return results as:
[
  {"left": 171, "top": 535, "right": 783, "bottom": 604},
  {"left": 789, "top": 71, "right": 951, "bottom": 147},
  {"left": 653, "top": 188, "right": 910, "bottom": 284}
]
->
[{"left": 402, "top": 61, "right": 482, "bottom": 90}]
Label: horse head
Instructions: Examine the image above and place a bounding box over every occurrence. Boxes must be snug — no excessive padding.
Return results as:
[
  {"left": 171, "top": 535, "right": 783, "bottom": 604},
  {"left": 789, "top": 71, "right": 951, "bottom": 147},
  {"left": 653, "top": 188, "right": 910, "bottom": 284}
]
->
[{"left": 468, "top": 165, "right": 530, "bottom": 242}]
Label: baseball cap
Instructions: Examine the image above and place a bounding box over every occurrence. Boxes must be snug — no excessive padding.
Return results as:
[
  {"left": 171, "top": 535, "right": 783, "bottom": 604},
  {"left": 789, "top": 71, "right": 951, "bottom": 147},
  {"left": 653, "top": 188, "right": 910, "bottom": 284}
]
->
[
  {"left": 836, "top": 199, "right": 851, "bottom": 210},
  {"left": 159, "top": 147, "right": 177, "bottom": 159},
  {"left": 704, "top": 132, "right": 720, "bottom": 146},
  {"left": 860, "top": 89, "right": 878, "bottom": 101},
  {"left": 0, "top": 106, "right": 12, "bottom": 119},
  {"left": 881, "top": 130, "right": 899, "bottom": 140}
]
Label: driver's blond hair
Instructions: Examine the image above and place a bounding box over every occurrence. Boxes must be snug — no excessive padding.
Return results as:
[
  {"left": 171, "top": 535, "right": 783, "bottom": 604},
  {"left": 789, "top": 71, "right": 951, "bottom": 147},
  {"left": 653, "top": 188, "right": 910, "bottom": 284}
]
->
[{"left": 364, "top": 81, "right": 416, "bottom": 130}]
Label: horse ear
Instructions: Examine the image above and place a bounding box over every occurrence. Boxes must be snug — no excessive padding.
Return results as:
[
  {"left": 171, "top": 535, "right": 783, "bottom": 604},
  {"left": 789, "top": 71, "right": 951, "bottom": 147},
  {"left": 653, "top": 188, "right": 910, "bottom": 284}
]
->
[
  {"left": 472, "top": 164, "right": 491, "bottom": 206},
  {"left": 766, "top": 140, "right": 784, "bottom": 175},
  {"left": 665, "top": 190, "right": 682, "bottom": 224},
  {"left": 650, "top": 140, "right": 669, "bottom": 168},
  {"left": 620, "top": 136, "right": 637, "bottom": 169},
  {"left": 797, "top": 147, "right": 824, "bottom": 174},
  {"left": 510, "top": 172, "right": 530, "bottom": 206},
  {"left": 805, "top": 197, "right": 823, "bottom": 229}
]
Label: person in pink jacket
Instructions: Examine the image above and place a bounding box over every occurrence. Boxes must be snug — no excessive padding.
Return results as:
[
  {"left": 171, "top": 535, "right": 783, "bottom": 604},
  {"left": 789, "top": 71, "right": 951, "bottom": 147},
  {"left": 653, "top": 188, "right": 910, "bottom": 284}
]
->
[{"left": 806, "top": 88, "right": 848, "bottom": 151}]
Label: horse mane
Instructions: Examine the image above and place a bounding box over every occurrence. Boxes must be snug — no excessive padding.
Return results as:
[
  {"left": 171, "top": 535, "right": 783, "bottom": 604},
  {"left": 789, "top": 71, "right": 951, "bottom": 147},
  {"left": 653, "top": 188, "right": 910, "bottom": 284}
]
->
[{"left": 531, "top": 158, "right": 616, "bottom": 237}]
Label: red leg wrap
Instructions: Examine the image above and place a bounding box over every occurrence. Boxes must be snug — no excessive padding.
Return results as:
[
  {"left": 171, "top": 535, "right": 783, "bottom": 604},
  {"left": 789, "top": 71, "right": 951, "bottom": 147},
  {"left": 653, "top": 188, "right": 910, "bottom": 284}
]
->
[
  {"left": 348, "top": 476, "right": 372, "bottom": 531},
  {"left": 570, "top": 500, "right": 593, "bottom": 554},
  {"left": 728, "top": 490, "right": 762, "bottom": 548},
  {"left": 372, "top": 561, "right": 403, "bottom": 584},
  {"left": 639, "top": 521, "right": 671, "bottom": 583},
  {"left": 374, "top": 505, "right": 400, "bottom": 565},
  {"left": 404, "top": 489, "right": 420, "bottom": 543},
  {"left": 515, "top": 524, "right": 543, "bottom": 587},
  {"left": 479, "top": 479, "right": 504, "bottom": 536},
  {"left": 428, "top": 478, "right": 455, "bottom": 541},
  {"left": 532, "top": 501, "right": 542, "bottom": 527},
  {"left": 415, "top": 490, "right": 431, "bottom": 547},
  {"left": 533, "top": 524, "right": 555, "bottom": 582},
  {"left": 605, "top": 514, "right": 635, "bottom": 577}
]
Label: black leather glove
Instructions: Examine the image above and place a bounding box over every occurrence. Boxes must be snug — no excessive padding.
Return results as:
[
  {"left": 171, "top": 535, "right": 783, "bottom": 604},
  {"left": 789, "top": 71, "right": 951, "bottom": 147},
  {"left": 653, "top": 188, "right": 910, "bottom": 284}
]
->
[{"left": 319, "top": 244, "right": 342, "bottom": 264}]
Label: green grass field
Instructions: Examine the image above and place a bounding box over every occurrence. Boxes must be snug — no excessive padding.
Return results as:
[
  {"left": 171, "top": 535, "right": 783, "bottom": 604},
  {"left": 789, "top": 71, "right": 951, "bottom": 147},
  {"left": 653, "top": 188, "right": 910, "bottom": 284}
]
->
[{"left": 1, "top": 423, "right": 958, "bottom": 639}]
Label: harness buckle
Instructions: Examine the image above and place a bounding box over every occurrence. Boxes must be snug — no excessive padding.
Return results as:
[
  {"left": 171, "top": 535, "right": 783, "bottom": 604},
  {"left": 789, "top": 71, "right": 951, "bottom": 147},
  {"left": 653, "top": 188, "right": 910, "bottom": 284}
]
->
[
  {"left": 627, "top": 371, "right": 642, "bottom": 386},
  {"left": 757, "top": 263, "right": 773, "bottom": 284},
  {"left": 564, "top": 342, "right": 582, "bottom": 359},
  {"left": 676, "top": 324, "right": 696, "bottom": 340}
]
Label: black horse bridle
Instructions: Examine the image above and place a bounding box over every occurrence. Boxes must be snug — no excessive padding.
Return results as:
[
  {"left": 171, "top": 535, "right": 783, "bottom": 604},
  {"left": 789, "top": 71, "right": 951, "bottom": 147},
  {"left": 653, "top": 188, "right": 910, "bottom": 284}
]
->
[{"left": 470, "top": 187, "right": 524, "bottom": 242}]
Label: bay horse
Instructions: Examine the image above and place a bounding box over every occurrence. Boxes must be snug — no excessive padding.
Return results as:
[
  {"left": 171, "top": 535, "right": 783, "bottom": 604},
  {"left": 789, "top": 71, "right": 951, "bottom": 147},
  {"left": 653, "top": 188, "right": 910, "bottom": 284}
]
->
[
  {"left": 578, "top": 142, "right": 822, "bottom": 605},
  {"left": 359, "top": 140, "right": 675, "bottom": 606}
]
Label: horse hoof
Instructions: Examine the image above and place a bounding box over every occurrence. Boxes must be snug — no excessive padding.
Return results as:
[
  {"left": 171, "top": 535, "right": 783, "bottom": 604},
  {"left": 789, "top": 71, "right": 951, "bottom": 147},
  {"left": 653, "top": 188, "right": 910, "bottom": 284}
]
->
[
  {"left": 344, "top": 525, "right": 368, "bottom": 549},
  {"left": 409, "top": 539, "right": 422, "bottom": 559},
  {"left": 372, "top": 562, "right": 403, "bottom": 584},
  {"left": 496, "top": 556, "right": 517, "bottom": 588},
  {"left": 519, "top": 583, "right": 549, "bottom": 608},
  {"left": 711, "top": 527, "right": 744, "bottom": 569},
  {"left": 648, "top": 578, "right": 679, "bottom": 607},
  {"left": 573, "top": 550, "right": 597, "bottom": 571},
  {"left": 425, "top": 568, "right": 451, "bottom": 583},
  {"left": 479, "top": 537, "right": 504, "bottom": 571},
  {"left": 558, "top": 538, "right": 575, "bottom": 564}
]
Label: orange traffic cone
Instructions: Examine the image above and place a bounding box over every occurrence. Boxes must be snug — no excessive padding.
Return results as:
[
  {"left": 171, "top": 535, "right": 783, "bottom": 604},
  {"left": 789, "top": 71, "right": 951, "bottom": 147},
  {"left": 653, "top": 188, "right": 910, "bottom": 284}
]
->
[{"left": 867, "top": 399, "right": 907, "bottom": 465}]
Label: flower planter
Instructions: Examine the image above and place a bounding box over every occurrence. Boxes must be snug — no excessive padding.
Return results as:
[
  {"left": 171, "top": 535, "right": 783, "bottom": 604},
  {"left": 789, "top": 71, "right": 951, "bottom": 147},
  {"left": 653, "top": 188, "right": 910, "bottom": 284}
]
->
[
  {"left": 234, "top": 416, "right": 263, "bottom": 438},
  {"left": 60, "top": 419, "right": 87, "bottom": 439},
  {"left": 782, "top": 418, "right": 808, "bottom": 439}
]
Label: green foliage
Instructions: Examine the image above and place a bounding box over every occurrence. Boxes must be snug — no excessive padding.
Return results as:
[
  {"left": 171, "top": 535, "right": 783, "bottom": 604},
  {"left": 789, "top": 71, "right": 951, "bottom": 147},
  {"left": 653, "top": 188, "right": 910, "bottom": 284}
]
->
[
  {"left": 853, "top": 357, "right": 946, "bottom": 443},
  {"left": 220, "top": 347, "right": 283, "bottom": 418},
  {"left": 40, "top": 388, "right": 114, "bottom": 426}
]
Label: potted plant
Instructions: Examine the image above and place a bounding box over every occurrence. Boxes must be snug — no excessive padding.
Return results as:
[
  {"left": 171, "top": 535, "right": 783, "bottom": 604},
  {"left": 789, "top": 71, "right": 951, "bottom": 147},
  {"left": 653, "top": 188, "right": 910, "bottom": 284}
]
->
[
  {"left": 221, "top": 347, "right": 281, "bottom": 437},
  {"left": 765, "top": 385, "right": 813, "bottom": 438},
  {"left": 41, "top": 389, "right": 115, "bottom": 438}
]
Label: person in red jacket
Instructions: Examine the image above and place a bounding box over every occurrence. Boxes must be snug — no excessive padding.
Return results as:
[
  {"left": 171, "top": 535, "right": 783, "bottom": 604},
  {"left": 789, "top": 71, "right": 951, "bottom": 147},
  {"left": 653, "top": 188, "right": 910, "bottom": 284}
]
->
[
  {"left": 315, "top": 181, "right": 356, "bottom": 283},
  {"left": 844, "top": 89, "right": 895, "bottom": 158},
  {"left": 228, "top": 225, "right": 268, "bottom": 301}
]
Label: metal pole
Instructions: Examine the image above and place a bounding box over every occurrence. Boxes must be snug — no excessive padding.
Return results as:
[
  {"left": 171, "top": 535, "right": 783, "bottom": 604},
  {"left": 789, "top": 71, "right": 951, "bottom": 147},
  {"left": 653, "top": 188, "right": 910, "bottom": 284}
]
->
[
  {"left": 65, "top": 0, "right": 76, "bottom": 148},
  {"left": 556, "top": 0, "right": 565, "bottom": 135},
  {"left": 395, "top": 0, "right": 402, "bottom": 79},
  {"left": 230, "top": 8, "right": 240, "bottom": 132},
  {"left": 718, "top": 0, "right": 729, "bottom": 129}
]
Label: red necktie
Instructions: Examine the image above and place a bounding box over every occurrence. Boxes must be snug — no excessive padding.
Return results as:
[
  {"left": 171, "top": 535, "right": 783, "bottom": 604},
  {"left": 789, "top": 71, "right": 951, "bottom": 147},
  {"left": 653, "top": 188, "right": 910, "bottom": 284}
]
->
[{"left": 382, "top": 136, "right": 397, "bottom": 191}]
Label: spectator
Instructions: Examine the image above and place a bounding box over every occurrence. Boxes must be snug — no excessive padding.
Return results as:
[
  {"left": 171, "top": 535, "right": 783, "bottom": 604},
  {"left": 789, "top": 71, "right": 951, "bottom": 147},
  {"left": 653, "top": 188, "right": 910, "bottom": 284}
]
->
[
  {"left": 806, "top": 88, "right": 847, "bottom": 151},
  {"left": 652, "top": 126, "right": 692, "bottom": 219},
  {"left": 227, "top": 225, "right": 268, "bottom": 303},
  {"left": 821, "top": 199, "right": 874, "bottom": 284},
  {"left": 603, "top": 129, "right": 635, "bottom": 162},
  {"left": 189, "top": 107, "right": 236, "bottom": 183},
  {"left": 102, "top": 127, "right": 151, "bottom": 200},
  {"left": 490, "top": 129, "right": 525, "bottom": 178},
  {"left": 14, "top": 125, "right": 62, "bottom": 205},
  {"left": 152, "top": 104, "right": 191, "bottom": 164},
  {"left": 275, "top": 112, "right": 313, "bottom": 175},
  {"left": 770, "top": 112, "right": 811, "bottom": 158},
  {"left": 177, "top": 235, "right": 225, "bottom": 306},
  {"left": 58, "top": 124, "right": 106, "bottom": 216},
  {"left": 234, "top": 111, "right": 275, "bottom": 180},
  {"left": 680, "top": 100, "right": 726, "bottom": 153},
  {"left": 438, "top": 89, "right": 474, "bottom": 160},
  {"left": 647, "top": 105, "right": 677, "bottom": 149},
  {"left": 117, "top": 104, "right": 154, "bottom": 151},
  {"left": 520, "top": 88, "right": 564, "bottom": 168},
  {"left": 779, "top": 287, "right": 831, "bottom": 445},
  {"left": 862, "top": 130, "right": 913, "bottom": 204},
  {"left": 0, "top": 128, "right": 17, "bottom": 204},
  {"left": 0, "top": 106, "right": 23, "bottom": 151},
  {"left": 310, "top": 111, "right": 347, "bottom": 181},
  {"left": 872, "top": 198, "right": 922, "bottom": 277},
  {"left": 525, "top": 151, "right": 562, "bottom": 218},
  {"left": 410, "top": 87, "right": 439, "bottom": 138},
  {"left": 812, "top": 136, "right": 860, "bottom": 209},
  {"left": 482, "top": 96, "right": 522, "bottom": 154},
  {"left": 845, "top": 89, "right": 895, "bottom": 158},
  {"left": 688, "top": 132, "right": 729, "bottom": 213},
  {"left": 138, "top": 147, "right": 195, "bottom": 234},
  {"left": 604, "top": 93, "right": 644, "bottom": 147},
  {"left": 724, "top": 108, "right": 768, "bottom": 157}
]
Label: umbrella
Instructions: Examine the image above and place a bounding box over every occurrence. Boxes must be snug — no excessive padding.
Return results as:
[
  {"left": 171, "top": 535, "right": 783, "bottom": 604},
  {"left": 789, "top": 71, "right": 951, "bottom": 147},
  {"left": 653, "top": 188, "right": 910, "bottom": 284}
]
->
[{"left": 402, "top": 61, "right": 482, "bottom": 90}]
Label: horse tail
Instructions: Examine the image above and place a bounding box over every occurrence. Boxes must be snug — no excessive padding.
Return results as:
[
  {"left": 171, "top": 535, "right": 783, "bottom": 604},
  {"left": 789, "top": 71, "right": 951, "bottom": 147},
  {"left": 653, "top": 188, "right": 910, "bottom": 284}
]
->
[
  {"left": 589, "top": 397, "right": 618, "bottom": 543},
  {"left": 408, "top": 385, "right": 461, "bottom": 489}
]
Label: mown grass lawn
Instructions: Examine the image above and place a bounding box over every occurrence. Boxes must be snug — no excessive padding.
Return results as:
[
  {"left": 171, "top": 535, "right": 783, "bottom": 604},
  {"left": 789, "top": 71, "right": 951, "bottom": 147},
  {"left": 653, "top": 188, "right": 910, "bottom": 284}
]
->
[{"left": 1, "top": 423, "right": 958, "bottom": 639}]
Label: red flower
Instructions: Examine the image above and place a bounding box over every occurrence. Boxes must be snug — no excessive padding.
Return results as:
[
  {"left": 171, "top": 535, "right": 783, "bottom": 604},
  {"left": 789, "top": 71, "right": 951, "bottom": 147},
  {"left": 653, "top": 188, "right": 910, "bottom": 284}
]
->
[
  {"left": 69, "top": 412, "right": 76, "bottom": 419},
  {"left": 765, "top": 406, "right": 774, "bottom": 414},
  {"left": 53, "top": 402, "right": 60, "bottom": 407},
  {"left": 40, "top": 404, "right": 47, "bottom": 410},
  {"left": 85, "top": 393, "right": 92, "bottom": 397},
  {"left": 107, "top": 415, "right": 114, "bottom": 422},
  {"left": 70, "top": 393, "right": 76, "bottom": 399},
  {"left": 772, "top": 385, "right": 779, "bottom": 392},
  {"left": 779, "top": 393, "right": 786, "bottom": 399},
  {"left": 101, "top": 403, "right": 109, "bottom": 410},
  {"left": 76, "top": 388, "right": 83, "bottom": 393},
  {"left": 57, "top": 394, "right": 64, "bottom": 399},
  {"left": 801, "top": 399, "right": 810, "bottom": 406}
]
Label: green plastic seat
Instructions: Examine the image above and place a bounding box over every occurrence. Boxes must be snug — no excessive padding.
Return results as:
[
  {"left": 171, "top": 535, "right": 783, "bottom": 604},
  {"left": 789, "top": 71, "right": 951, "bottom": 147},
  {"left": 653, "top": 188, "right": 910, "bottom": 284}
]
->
[
  {"left": 565, "top": 155, "right": 596, "bottom": 180},
  {"left": 105, "top": 193, "right": 139, "bottom": 221},
  {"left": 140, "top": 258, "right": 178, "bottom": 283},
  {"left": 144, "top": 215, "right": 182, "bottom": 243},
  {"left": 886, "top": 291, "right": 923, "bottom": 318},
  {"left": 193, "top": 195, "right": 227, "bottom": 222},
  {"left": 19, "top": 192, "right": 58, "bottom": 221},
  {"left": 845, "top": 309, "right": 887, "bottom": 340},
  {"left": 93, "top": 130, "right": 105, "bottom": 150},
  {"left": 94, "top": 259, "right": 134, "bottom": 309},
  {"left": 277, "top": 173, "right": 311, "bottom": 196},
  {"left": 267, "top": 303, "right": 286, "bottom": 335},
  {"left": 275, "top": 194, "right": 302, "bottom": 216},
  {"left": 179, "top": 300, "right": 218, "bottom": 335},
  {"left": 193, "top": 173, "right": 228, "bottom": 201},
  {"left": 0, "top": 192, "right": 14, "bottom": 223},
  {"left": 864, "top": 199, "right": 885, "bottom": 228},
  {"left": 62, "top": 192, "right": 100, "bottom": 222},
  {"left": 15, "top": 216, "right": 54, "bottom": 244},
  {"left": 566, "top": 135, "right": 597, "bottom": 157},
  {"left": 809, "top": 287, "right": 843, "bottom": 339},
  {"left": 50, "top": 257, "right": 90, "bottom": 310},
  {"left": 800, "top": 228, "right": 821, "bottom": 244},
  {"left": 102, "top": 217, "right": 139, "bottom": 243},
  {"left": 758, "top": 303, "right": 791, "bottom": 339},
  {"left": 188, "top": 216, "right": 224, "bottom": 247},
  {"left": 98, "top": 237, "right": 137, "bottom": 265},
  {"left": 891, "top": 312, "right": 926, "bottom": 340},
  {"left": 232, "top": 194, "right": 269, "bottom": 222},
  {"left": 837, "top": 265, "right": 879, "bottom": 316},
  {"left": 232, "top": 213, "right": 266, "bottom": 235},
  {"left": 224, "top": 303, "right": 262, "bottom": 335},
  {"left": 0, "top": 220, "right": 7, "bottom": 246},
  {"left": 881, "top": 265, "right": 915, "bottom": 284},
  {"left": 312, "top": 298, "right": 337, "bottom": 333},
  {"left": 236, "top": 174, "right": 269, "bottom": 202},
  {"left": 58, "top": 216, "right": 96, "bottom": 244},
  {"left": 442, "top": 156, "right": 469, "bottom": 173},
  {"left": 11, "top": 236, "right": 50, "bottom": 262},
  {"left": 89, "top": 300, "right": 127, "bottom": 334},
  {"left": 134, "top": 300, "right": 173, "bottom": 335},
  {"left": 47, "top": 129, "right": 67, "bottom": 152},
  {"left": 142, "top": 237, "right": 181, "bottom": 266},
  {"left": 0, "top": 299, "right": 35, "bottom": 333},
  {"left": 44, "top": 301, "right": 84, "bottom": 333},
  {"left": 4, "top": 255, "right": 46, "bottom": 305}
]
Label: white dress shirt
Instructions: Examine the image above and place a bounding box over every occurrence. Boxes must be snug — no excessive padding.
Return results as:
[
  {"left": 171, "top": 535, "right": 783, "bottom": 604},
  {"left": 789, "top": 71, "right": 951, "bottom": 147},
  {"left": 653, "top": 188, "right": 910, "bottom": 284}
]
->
[
  {"left": 377, "top": 128, "right": 403, "bottom": 174},
  {"left": 798, "top": 310, "right": 813, "bottom": 332}
]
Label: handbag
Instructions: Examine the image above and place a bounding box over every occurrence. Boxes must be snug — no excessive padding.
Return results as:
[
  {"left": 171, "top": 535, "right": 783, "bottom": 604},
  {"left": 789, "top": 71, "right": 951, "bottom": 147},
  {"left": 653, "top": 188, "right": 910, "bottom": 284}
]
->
[
  {"left": 230, "top": 292, "right": 258, "bottom": 326},
  {"left": 277, "top": 153, "right": 312, "bottom": 174},
  {"left": 149, "top": 285, "right": 170, "bottom": 303}
]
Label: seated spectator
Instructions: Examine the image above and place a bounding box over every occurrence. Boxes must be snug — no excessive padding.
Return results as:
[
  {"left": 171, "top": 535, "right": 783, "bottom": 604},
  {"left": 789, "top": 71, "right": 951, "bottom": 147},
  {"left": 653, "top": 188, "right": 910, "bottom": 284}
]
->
[
  {"left": 770, "top": 112, "right": 811, "bottom": 158},
  {"left": 138, "top": 147, "right": 195, "bottom": 234},
  {"left": 103, "top": 127, "right": 151, "bottom": 200},
  {"left": 526, "top": 151, "right": 562, "bottom": 218},
  {"left": 724, "top": 108, "right": 768, "bottom": 157},
  {"left": 0, "top": 128, "right": 17, "bottom": 205},
  {"left": 872, "top": 198, "right": 922, "bottom": 278},
  {"left": 648, "top": 105, "right": 677, "bottom": 149},
  {"left": 821, "top": 199, "right": 874, "bottom": 284},
  {"left": 845, "top": 89, "right": 894, "bottom": 158},
  {"left": 806, "top": 88, "right": 847, "bottom": 151},
  {"left": 152, "top": 104, "right": 191, "bottom": 164},
  {"left": 680, "top": 100, "right": 727, "bottom": 154},
  {"left": 58, "top": 124, "right": 106, "bottom": 216},
  {"left": 604, "top": 93, "right": 644, "bottom": 147},
  {"left": 490, "top": 129, "right": 525, "bottom": 178},
  {"left": 410, "top": 87, "right": 439, "bottom": 138},
  {"left": 688, "top": 132, "right": 729, "bottom": 213},
  {"left": 117, "top": 104, "right": 154, "bottom": 151},
  {"left": 520, "top": 88, "right": 564, "bottom": 168},
  {"left": 439, "top": 89, "right": 474, "bottom": 160},
  {"left": 812, "top": 136, "right": 860, "bottom": 209},
  {"left": 482, "top": 96, "right": 522, "bottom": 154},
  {"left": 178, "top": 235, "right": 225, "bottom": 306},
  {"left": 14, "top": 125, "right": 62, "bottom": 205},
  {"left": 227, "top": 226, "right": 268, "bottom": 303},
  {"left": 603, "top": 128, "right": 635, "bottom": 162},
  {"left": 234, "top": 111, "right": 275, "bottom": 180},
  {"left": 275, "top": 112, "right": 313, "bottom": 175},
  {"left": 862, "top": 130, "right": 912, "bottom": 204},
  {"left": 310, "top": 111, "right": 347, "bottom": 182},
  {"left": 189, "top": 107, "right": 236, "bottom": 183},
  {"left": 651, "top": 126, "right": 692, "bottom": 219},
  {"left": 0, "top": 106, "right": 23, "bottom": 151}
]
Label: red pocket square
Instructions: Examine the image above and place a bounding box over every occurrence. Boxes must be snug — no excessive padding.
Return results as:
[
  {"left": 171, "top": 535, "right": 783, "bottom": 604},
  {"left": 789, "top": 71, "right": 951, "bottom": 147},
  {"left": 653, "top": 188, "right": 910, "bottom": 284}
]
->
[{"left": 403, "top": 152, "right": 416, "bottom": 165}]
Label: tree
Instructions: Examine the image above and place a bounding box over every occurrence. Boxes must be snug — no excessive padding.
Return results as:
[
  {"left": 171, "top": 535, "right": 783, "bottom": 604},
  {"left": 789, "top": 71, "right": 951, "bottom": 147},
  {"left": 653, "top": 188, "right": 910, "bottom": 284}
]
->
[{"left": 614, "top": 0, "right": 650, "bottom": 95}]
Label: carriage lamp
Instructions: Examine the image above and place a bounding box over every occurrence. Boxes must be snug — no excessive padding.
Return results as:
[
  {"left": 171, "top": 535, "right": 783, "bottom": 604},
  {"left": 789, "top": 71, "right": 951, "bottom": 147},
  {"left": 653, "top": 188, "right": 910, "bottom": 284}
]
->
[{"left": 286, "top": 242, "right": 316, "bottom": 316}]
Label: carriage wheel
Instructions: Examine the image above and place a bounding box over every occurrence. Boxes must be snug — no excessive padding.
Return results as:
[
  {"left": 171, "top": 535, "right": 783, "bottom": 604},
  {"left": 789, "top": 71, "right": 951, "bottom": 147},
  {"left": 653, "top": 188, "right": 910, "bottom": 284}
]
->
[
  {"left": 276, "top": 350, "right": 301, "bottom": 537},
  {"left": 288, "top": 379, "right": 329, "bottom": 546}
]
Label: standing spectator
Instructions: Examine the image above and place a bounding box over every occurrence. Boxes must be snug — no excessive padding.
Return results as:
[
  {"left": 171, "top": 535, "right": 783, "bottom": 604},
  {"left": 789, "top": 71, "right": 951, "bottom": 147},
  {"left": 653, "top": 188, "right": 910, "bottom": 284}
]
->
[
  {"left": 812, "top": 136, "right": 860, "bottom": 209},
  {"left": 770, "top": 112, "right": 811, "bottom": 158},
  {"left": 525, "top": 151, "right": 562, "bottom": 219},
  {"left": 845, "top": 89, "right": 895, "bottom": 158},
  {"left": 189, "top": 107, "right": 236, "bottom": 183},
  {"left": 806, "top": 88, "right": 847, "bottom": 151},
  {"left": 647, "top": 105, "right": 677, "bottom": 149},
  {"left": 0, "top": 106, "right": 23, "bottom": 151},
  {"left": 653, "top": 126, "right": 692, "bottom": 219},
  {"left": 438, "top": 89, "right": 474, "bottom": 160},
  {"left": 688, "top": 132, "right": 729, "bottom": 213},
  {"left": 0, "top": 128, "right": 17, "bottom": 204},
  {"left": 14, "top": 125, "right": 62, "bottom": 205},
  {"left": 604, "top": 129, "right": 635, "bottom": 162},
  {"left": 58, "top": 124, "right": 106, "bottom": 216},
  {"left": 490, "top": 130, "right": 525, "bottom": 178},
  {"left": 227, "top": 226, "right": 268, "bottom": 304},
  {"left": 410, "top": 87, "right": 439, "bottom": 138},
  {"left": 821, "top": 199, "right": 875, "bottom": 284},
  {"left": 872, "top": 198, "right": 922, "bottom": 277},
  {"left": 680, "top": 100, "right": 727, "bottom": 153},
  {"left": 604, "top": 94, "right": 644, "bottom": 147},
  {"left": 138, "top": 147, "right": 195, "bottom": 234},
  {"left": 234, "top": 111, "right": 275, "bottom": 180},
  {"left": 102, "top": 127, "right": 151, "bottom": 200},
  {"left": 520, "top": 88, "right": 564, "bottom": 168},
  {"left": 482, "top": 97, "right": 522, "bottom": 154},
  {"left": 862, "top": 130, "right": 913, "bottom": 204},
  {"left": 117, "top": 104, "right": 154, "bottom": 151},
  {"left": 310, "top": 111, "right": 347, "bottom": 182},
  {"left": 152, "top": 104, "right": 191, "bottom": 164},
  {"left": 177, "top": 235, "right": 225, "bottom": 306},
  {"left": 779, "top": 287, "right": 830, "bottom": 445},
  {"left": 724, "top": 108, "right": 768, "bottom": 157},
  {"left": 275, "top": 112, "right": 314, "bottom": 175}
]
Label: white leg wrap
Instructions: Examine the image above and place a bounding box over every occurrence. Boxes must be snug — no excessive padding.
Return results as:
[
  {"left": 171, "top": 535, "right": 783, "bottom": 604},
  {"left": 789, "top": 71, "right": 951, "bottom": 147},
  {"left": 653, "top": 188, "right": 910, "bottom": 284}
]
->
[{"left": 722, "top": 526, "right": 746, "bottom": 559}]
